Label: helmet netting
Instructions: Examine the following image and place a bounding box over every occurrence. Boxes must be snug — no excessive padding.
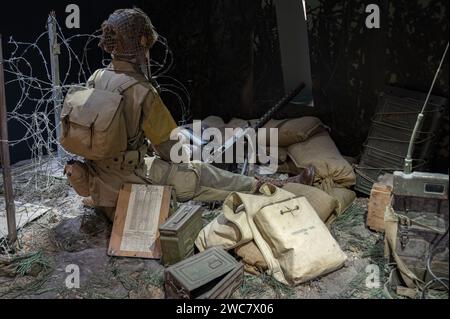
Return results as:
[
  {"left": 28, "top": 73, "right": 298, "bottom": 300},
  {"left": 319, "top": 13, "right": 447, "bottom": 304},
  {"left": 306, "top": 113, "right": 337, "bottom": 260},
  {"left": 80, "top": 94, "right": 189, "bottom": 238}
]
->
[{"left": 99, "top": 8, "right": 157, "bottom": 63}]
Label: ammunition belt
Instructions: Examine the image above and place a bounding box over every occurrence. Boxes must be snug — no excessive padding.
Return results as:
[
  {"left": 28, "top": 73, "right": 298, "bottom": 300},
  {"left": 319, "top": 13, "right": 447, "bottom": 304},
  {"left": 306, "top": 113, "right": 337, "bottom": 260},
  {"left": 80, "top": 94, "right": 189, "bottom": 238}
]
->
[{"left": 89, "top": 145, "right": 147, "bottom": 172}]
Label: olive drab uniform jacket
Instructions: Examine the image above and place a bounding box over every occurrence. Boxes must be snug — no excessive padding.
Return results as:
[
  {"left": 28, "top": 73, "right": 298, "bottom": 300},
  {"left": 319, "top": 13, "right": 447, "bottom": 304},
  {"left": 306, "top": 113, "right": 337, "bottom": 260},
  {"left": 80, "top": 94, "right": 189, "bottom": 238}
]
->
[
  {"left": 86, "top": 60, "right": 257, "bottom": 211},
  {"left": 86, "top": 60, "right": 177, "bottom": 208}
]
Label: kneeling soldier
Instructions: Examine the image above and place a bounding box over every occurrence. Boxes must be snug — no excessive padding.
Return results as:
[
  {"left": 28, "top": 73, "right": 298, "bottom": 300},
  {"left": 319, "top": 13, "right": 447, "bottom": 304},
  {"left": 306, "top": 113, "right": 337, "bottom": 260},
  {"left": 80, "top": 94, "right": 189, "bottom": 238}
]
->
[{"left": 62, "top": 8, "right": 314, "bottom": 221}]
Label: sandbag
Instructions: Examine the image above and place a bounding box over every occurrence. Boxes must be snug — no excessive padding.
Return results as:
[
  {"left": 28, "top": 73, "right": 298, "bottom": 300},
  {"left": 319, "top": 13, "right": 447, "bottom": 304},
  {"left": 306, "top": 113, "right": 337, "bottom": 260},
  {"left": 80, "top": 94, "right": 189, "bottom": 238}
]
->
[
  {"left": 226, "top": 117, "right": 327, "bottom": 147},
  {"left": 278, "top": 147, "right": 288, "bottom": 163},
  {"left": 201, "top": 117, "right": 320, "bottom": 164},
  {"left": 235, "top": 241, "right": 268, "bottom": 275},
  {"left": 202, "top": 115, "right": 225, "bottom": 129},
  {"left": 327, "top": 187, "right": 356, "bottom": 215},
  {"left": 257, "top": 146, "right": 288, "bottom": 166},
  {"left": 227, "top": 118, "right": 249, "bottom": 128},
  {"left": 324, "top": 187, "right": 357, "bottom": 226},
  {"left": 260, "top": 117, "right": 327, "bottom": 147},
  {"left": 276, "top": 158, "right": 299, "bottom": 174},
  {"left": 287, "top": 131, "right": 356, "bottom": 190},
  {"left": 282, "top": 183, "right": 337, "bottom": 222}
]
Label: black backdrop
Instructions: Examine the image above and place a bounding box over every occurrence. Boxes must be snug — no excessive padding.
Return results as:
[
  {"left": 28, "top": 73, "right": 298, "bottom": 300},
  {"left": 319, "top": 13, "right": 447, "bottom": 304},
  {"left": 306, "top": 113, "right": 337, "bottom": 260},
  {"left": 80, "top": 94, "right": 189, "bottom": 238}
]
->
[
  {"left": 1, "top": 0, "right": 279, "bottom": 164},
  {"left": 1, "top": 0, "right": 449, "bottom": 174}
]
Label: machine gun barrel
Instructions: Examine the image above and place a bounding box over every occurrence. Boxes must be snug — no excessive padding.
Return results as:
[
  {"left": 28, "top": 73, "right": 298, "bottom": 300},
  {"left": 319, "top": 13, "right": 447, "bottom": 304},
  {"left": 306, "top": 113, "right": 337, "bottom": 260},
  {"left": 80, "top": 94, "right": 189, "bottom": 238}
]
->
[
  {"left": 251, "top": 82, "right": 306, "bottom": 130},
  {"left": 205, "top": 82, "right": 306, "bottom": 165}
]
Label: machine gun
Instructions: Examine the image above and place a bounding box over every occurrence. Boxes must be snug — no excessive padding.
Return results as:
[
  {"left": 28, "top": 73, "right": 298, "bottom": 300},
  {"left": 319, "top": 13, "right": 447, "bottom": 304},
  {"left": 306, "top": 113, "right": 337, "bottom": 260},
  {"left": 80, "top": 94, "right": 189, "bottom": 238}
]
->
[{"left": 204, "top": 82, "right": 306, "bottom": 174}]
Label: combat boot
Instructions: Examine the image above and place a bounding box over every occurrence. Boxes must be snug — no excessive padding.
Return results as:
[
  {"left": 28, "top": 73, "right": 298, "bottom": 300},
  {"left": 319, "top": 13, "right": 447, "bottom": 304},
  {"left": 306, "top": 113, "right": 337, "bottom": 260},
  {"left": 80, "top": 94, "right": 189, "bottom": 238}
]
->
[{"left": 255, "top": 165, "right": 316, "bottom": 189}]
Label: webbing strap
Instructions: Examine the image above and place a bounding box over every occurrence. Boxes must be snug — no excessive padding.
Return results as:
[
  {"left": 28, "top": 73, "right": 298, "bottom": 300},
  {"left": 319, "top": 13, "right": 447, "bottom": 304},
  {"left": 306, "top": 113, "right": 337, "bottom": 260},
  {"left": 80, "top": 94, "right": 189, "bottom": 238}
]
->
[
  {"left": 87, "top": 68, "right": 142, "bottom": 95},
  {"left": 396, "top": 212, "right": 446, "bottom": 234},
  {"left": 87, "top": 69, "right": 101, "bottom": 88},
  {"left": 383, "top": 268, "right": 419, "bottom": 299},
  {"left": 384, "top": 206, "right": 424, "bottom": 289},
  {"left": 114, "top": 77, "right": 140, "bottom": 94}
]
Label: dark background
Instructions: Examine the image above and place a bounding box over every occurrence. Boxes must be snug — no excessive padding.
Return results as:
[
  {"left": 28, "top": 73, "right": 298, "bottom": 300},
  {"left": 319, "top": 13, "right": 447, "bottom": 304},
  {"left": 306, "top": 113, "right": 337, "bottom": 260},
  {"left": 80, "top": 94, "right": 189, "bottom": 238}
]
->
[{"left": 1, "top": 0, "right": 448, "bottom": 173}]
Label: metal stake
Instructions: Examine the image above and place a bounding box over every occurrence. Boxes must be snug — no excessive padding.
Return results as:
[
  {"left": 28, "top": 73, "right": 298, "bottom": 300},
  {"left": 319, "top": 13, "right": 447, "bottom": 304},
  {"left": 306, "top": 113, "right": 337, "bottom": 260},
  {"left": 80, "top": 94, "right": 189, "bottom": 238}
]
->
[
  {"left": 47, "top": 11, "right": 63, "bottom": 159},
  {"left": 0, "top": 34, "right": 17, "bottom": 243}
]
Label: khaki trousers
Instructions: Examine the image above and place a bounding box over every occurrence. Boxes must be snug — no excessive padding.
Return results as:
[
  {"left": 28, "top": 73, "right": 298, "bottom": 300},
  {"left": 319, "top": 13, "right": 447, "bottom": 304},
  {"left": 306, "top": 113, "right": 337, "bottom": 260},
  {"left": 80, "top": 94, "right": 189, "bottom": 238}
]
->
[
  {"left": 88, "top": 156, "right": 258, "bottom": 220},
  {"left": 145, "top": 157, "right": 258, "bottom": 202}
]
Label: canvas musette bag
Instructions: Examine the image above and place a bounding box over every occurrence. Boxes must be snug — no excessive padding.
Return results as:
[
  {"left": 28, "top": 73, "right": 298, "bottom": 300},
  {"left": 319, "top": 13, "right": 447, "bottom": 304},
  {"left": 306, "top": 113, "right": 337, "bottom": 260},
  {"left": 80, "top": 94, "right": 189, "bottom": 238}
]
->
[{"left": 60, "top": 70, "right": 140, "bottom": 160}]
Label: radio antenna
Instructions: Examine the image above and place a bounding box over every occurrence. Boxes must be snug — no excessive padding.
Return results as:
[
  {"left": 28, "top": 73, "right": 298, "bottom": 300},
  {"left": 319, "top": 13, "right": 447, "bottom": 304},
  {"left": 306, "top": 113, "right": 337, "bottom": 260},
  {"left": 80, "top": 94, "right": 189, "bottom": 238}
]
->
[{"left": 404, "top": 42, "right": 449, "bottom": 174}]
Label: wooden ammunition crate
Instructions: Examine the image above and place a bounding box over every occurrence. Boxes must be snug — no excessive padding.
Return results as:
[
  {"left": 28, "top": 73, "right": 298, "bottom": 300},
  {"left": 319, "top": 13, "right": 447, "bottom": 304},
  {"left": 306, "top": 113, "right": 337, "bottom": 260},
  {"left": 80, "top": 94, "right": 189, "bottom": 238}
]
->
[{"left": 367, "top": 183, "right": 392, "bottom": 232}]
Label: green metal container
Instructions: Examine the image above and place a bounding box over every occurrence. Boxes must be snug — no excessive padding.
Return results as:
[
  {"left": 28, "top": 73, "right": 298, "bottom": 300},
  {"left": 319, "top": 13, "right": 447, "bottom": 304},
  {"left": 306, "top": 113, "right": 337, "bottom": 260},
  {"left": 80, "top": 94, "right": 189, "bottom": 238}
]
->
[
  {"left": 164, "top": 247, "right": 243, "bottom": 299},
  {"left": 392, "top": 171, "right": 449, "bottom": 282},
  {"left": 159, "top": 204, "right": 203, "bottom": 266}
]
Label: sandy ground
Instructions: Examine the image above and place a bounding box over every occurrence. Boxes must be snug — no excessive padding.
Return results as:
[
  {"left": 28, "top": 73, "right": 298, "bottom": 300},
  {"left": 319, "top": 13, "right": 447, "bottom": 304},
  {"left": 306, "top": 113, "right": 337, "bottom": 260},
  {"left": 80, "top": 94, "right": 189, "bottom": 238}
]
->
[{"left": 0, "top": 160, "right": 387, "bottom": 299}]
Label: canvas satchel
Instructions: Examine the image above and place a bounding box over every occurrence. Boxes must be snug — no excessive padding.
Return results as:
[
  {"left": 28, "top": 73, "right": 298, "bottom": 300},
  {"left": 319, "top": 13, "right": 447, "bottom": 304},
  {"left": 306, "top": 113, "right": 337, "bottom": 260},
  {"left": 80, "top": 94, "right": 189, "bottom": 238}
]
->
[
  {"left": 60, "top": 69, "right": 142, "bottom": 160},
  {"left": 281, "top": 183, "right": 338, "bottom": 222},
  {"left": 196, "top": 184, "right": 347, "bottom": 286}
]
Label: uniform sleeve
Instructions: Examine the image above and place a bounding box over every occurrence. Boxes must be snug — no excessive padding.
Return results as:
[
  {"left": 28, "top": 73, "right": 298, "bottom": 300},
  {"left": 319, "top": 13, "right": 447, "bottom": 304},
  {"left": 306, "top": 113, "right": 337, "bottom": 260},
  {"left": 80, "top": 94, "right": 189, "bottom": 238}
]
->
[{"left": 142, "top": 89, "right": 178, "bottom": 146}]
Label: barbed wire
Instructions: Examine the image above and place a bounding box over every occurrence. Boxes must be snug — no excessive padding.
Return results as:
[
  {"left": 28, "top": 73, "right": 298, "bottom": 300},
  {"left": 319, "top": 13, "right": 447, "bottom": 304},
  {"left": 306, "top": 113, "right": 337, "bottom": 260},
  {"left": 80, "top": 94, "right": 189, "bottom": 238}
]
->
[{"left": 1, "top": 14, "right": 191, "bottom": 193}]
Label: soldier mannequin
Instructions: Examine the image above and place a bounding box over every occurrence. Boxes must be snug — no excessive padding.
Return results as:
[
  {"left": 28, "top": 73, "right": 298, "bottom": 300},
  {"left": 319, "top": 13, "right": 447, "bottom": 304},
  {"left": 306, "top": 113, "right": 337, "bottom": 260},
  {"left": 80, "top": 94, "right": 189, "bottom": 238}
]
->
[{"left": 80, "top": 8, "right": 314, "bottom": 221}]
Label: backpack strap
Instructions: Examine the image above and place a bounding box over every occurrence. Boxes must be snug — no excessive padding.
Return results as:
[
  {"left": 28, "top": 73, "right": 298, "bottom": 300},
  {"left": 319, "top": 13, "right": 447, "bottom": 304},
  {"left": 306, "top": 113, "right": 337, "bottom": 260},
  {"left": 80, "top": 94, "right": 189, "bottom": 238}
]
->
[
  {"left": 113, "top": 77, "right": 140, "bottom": 95},
  {"left": 87, "top": 68, "right": 143, "bottom": 95},
  {"left": 87, "top": 69, "right": 102, "bottom": 88},
  {"left": 104, "top": 69, "right": 142, "bottom": 95}
]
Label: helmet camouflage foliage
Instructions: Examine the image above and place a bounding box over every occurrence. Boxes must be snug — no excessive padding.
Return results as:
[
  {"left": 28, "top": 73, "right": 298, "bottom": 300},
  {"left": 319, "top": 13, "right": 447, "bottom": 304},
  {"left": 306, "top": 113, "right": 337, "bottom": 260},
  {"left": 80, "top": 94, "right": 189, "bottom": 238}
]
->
[{"left": 99, "top": 8, "right": 158, "bottom": 63}]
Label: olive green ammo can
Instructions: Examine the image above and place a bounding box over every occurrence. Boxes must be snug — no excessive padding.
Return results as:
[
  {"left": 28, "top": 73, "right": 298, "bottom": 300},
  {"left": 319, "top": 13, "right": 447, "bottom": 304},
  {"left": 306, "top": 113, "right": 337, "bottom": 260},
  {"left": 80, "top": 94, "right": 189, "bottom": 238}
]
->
[
  {"left": 159, "top": 204, "right": 203, "bottom": 266},
  {"left": 164, "top": 247, "right": 244, "bottom": 299}
]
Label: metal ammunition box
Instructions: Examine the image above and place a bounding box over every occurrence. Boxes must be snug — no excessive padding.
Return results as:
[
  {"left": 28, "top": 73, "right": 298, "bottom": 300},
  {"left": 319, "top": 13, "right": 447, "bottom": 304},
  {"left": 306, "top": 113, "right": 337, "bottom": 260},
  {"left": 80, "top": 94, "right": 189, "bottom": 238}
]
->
[
  {"left": 159, "top": 204, "right": 203, "bottom": 266},
  {"left": 164, "top": 247, "right": 244, "bottom": 299},
  {"left": 392, "top": 171, "right": 449, "bottom": 281},
  {"left": 197, "top": 264, "right": 244, "bottom": 299}
]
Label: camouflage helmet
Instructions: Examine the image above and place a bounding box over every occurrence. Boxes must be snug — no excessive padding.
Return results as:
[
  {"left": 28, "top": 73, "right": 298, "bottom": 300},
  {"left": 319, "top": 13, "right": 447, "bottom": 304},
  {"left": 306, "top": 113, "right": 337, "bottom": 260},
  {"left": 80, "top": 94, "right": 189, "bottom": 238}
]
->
[{"left": 99, "top": 8, "right": 158, "bottom": 63}]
